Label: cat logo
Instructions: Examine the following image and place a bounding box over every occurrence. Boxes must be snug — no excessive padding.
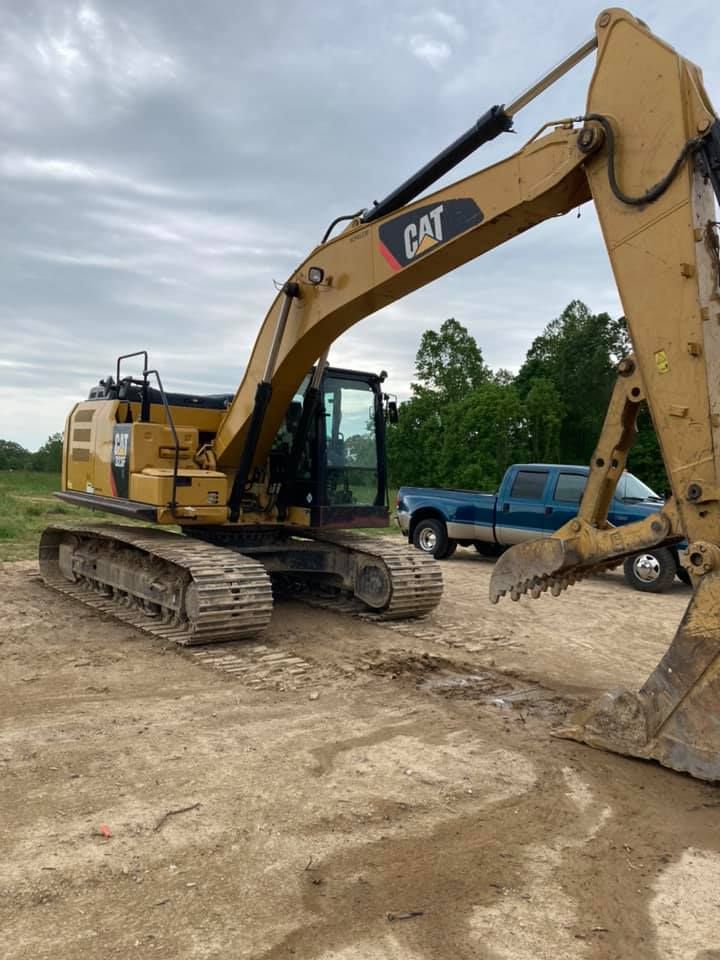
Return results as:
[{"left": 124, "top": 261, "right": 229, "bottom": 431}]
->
[
  {"left": 113, "top": 430, "right": 129, "bottom": 468},
  {"left": 403, "top": 204, "right": 444, "bottom": 261},
  {"left": 378, "top": 198, "right": 484, "bottom": 272},
  {"left": 110, "top": 424, "right": 132, "bottom": 498}
]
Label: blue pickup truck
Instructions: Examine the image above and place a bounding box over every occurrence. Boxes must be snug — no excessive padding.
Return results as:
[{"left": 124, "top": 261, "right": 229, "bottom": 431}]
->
[{"left": 396, "top": 463, "right": 689, "bottom": 593}]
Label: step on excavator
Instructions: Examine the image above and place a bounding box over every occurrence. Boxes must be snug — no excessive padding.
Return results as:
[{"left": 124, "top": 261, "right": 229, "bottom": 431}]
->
[{"left": 42, "top": 8, "right": 720, "bottom": 780}]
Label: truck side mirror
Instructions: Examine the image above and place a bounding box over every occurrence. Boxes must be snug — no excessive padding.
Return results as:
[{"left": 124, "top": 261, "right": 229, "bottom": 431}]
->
[{"left": 387, "top": 400, "right": 399, "bottom": 424}]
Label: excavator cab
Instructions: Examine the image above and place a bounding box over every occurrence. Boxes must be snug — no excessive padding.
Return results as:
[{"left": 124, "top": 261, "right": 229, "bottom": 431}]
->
[{"left": 272, "top": 366, "right": 389, "bottom": 527}]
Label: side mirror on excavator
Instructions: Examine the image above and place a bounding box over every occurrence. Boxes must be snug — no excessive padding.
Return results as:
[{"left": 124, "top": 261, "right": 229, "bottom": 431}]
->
[{"left": 384, "top": 396, "right": 399, "bottom": 424}]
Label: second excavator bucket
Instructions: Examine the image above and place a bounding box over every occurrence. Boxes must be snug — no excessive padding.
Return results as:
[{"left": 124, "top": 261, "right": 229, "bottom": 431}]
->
[
  {"left": 561, "top": 569, "right": 720, "bottom": 781},
  {"left": 490, "top": 536, "right": 720, "bottom": 781}
]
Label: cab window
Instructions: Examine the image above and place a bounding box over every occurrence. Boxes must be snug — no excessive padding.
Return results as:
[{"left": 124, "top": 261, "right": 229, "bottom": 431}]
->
[
  {"left": 554, "top": 473, "right": 586, "bottom": 503},
  {"left": 509, "top": 470, "right": 548, "bottom": 500}
]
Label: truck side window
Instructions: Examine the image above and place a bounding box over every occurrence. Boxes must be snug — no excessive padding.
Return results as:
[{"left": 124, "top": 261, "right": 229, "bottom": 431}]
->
[
  {"left": 510, "top": 470, "right": 548, "bottom": 500},
  {"left": 554, "top": 473, "right": 586, "bottom": 503}
]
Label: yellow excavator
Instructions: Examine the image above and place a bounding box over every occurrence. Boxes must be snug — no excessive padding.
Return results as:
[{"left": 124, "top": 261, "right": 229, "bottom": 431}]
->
[{"left": 42, "top": 8, "right": 720, "bottom": 780}]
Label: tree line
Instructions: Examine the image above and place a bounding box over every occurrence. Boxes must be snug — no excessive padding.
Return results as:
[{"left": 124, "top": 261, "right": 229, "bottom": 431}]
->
[
  {"left": 0, "top": 434, "right": 63, "bottom": 472},
  {"left": 386, "top": 300, "right": 667, "bottom": 494}
]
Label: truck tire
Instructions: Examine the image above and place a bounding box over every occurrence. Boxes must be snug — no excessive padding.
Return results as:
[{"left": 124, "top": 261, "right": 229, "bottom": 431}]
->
[
  {"left": 443, "top": 540, "right": 458, "bottom": 559},
  {"left": 412, "top": 518, "right": 456, "bottom": 560},
  {"left": 473, "top": 543, "right": 494, "bottom": 557},
  {"left": 676, "top": 564, "right": 692, "bottom": 586},
  {"left": 623, "top": 548, "right": 677, "bottom": 593}
]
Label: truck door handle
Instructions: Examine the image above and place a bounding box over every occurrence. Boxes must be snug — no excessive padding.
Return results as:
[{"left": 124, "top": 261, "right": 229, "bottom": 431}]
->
[
  {"left": 544, "top": 506, "right": 553, "bottom": 515},
  {"left": 502, "top": 503, "right": 510, "bottom": 512}
]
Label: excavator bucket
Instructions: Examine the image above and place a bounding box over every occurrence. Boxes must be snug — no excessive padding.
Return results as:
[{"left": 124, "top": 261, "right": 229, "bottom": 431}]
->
[
  {"left": 560, "top": 572, "right": 720, "bottom": 781},
  {"left": 489, "top": 536, "right": 598, "bottom": 601},
  {"left": 490, "top": 538, "right": 720, "bottom": 781}
]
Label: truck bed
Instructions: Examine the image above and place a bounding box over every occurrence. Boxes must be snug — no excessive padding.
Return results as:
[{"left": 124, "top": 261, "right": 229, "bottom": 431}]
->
[{"left": 396, "top": 485, "right": 497, "bottom": 543}]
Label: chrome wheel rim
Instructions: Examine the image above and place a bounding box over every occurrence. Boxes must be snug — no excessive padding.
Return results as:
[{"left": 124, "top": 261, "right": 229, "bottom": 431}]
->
[
  {"left": 633, "top": 553, "right": 661, "bottom": 583},
  {"left": 418, "top": 527, "right": 437, "bottom": 552}
]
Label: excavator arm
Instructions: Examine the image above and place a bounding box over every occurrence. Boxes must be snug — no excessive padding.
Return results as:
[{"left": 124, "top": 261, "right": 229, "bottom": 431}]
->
[{"left": 480, "top": 10, "right": 720, "bottom": 779}]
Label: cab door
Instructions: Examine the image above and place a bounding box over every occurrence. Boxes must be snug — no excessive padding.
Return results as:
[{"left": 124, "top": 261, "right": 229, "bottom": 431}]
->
[
  {"left": 546, "top": 471, "right": 587, "bottom": 531},
  {"left": 495, "top": 468, "right": 551, "bottom": 546}
]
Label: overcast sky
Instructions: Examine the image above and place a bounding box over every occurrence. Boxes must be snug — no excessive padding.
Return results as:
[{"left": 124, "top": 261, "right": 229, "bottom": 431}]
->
[{"left": 2, "top": 0, "right": 719, "bottom": 449}]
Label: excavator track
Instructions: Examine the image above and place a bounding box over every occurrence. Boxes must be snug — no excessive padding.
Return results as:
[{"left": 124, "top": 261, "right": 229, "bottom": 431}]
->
[
  {"left": 277, "top": 531, "right": 443, "bottom": 620},
  {"left": 39, "top": 524, "right": 273, "bottom": 646}
]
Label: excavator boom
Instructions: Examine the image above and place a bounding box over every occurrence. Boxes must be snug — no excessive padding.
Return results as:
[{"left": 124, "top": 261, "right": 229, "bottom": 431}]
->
[{"left": 212, "top": 117, "right": 594, "bottom": 478}]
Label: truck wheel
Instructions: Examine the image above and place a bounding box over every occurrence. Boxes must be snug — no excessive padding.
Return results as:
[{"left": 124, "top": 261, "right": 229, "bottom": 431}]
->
[
  {"left": 412, "top": 519, "right": 456, "bottom": 560},
  {"left": 623, "top": 548, "right": 677, "bottom": 593},
  {"left": 676, "top": 565, "right": 692, "bottom": 586}
]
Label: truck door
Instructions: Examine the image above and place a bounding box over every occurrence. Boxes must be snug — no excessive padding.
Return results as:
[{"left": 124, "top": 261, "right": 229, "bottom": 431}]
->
[
  {"left": 546, "top": 471, "right": 587, "bottom": 531},
  {"left": 495, "top": 468, "right": 550, "bottom": 546}
]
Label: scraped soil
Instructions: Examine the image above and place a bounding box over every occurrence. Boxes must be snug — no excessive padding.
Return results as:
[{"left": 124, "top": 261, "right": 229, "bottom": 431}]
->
[{"left": 2, "top": 546, "right": 719, "bottom": 960}]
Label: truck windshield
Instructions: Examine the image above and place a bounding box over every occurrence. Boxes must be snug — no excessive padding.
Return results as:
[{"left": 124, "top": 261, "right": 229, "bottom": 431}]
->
[{"left": 617, "top": 473, "right": 663, "bottom": 502}]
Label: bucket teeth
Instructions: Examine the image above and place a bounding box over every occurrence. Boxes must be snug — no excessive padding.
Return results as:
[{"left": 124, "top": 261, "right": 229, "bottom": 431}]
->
[
  {"left": 490, "top": 536, "right": 573, "bottom": 604},
  {"left": 498, "top": 573, "right": 575, "bottom": 602},
  {"left": 490, "top": 556, "right": 626, "bottom": 605}
]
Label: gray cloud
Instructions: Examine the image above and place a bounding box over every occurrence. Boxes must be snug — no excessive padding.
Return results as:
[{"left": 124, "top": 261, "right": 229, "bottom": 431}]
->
[{"left": 2, "top": 0, "right": 719, "bottom": 448}]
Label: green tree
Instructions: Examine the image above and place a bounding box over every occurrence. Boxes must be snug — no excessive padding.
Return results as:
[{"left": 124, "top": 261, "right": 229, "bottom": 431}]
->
[
  {"left": 387, "top": 318, "right": 491, "bottom": 487},
  {"left": 438, "top": 382, "right": 527, "bottom": 489},
  {"left": 515, "top": 300, "right": 628, "bottom": 464},
  {"left": 0, "top": 440, "right": 31, "bottom": 470},
  {"left": 386, "top": 390, "right": 444, "bottom": 487},
  {"left": 387, "top": 300, "right": 668, "bottom": 494},
  {"left": 414, "top": 317, "right": 490, "bottom": 401},
  {"left": 524, "top": 378, "right": 563, "bottom": 463},
  {"left": 492, "top": 368, "right": 515, "bottom": 386},
  {"left": 387, "top": 315, "right": 528, "bottom": 488},
  {"left": 32, "top": 433, "right": 64, "bottom": 473},
  {"left": 344, "top": 432, "right": 376, "bottom": 468}
]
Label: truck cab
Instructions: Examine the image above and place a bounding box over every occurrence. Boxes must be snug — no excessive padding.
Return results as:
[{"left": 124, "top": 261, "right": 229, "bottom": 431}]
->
[
  {"left": 396, "top": 463, "right": 688, "bottom": 593},
  {"left": 493, "top": 464, "right": 663, "bottom": 545}
]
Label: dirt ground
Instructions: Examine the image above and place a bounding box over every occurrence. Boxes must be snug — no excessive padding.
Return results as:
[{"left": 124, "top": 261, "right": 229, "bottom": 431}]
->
[{"left": 2, "top": 545, "right": 719, "bottom": 960}]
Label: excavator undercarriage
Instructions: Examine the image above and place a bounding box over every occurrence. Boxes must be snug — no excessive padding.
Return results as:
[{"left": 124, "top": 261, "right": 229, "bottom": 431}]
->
[
  {"left": 39, "top": 523, "right": 442, "bottom": 645},
  {"left": 41, "top": 7, "right": 720, "bottom": 780}
]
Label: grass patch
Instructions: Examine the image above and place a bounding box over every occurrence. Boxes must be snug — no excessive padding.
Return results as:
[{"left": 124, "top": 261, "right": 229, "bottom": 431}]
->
[
  {"left": 0, "top": 472, "right": 403, "bottom": 562},
  {"left": 0, "top": 472, "right": 121, "bottom": 562},
  {"left": 356, "top": 489, "right": 403, "bottom": 538}
]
